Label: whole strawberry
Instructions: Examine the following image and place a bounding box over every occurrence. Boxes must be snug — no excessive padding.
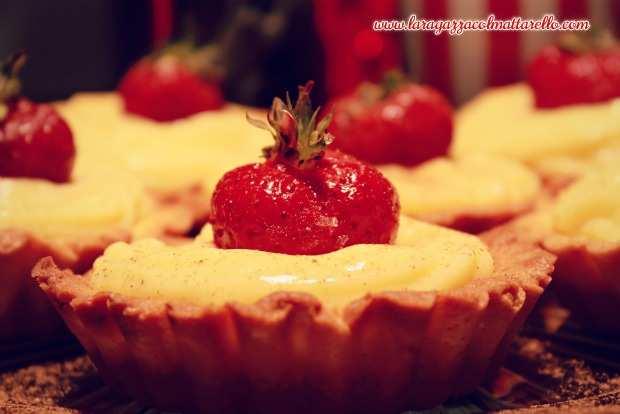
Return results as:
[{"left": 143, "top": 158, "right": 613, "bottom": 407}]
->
[
  {"left": 326, "top": 73, "right": 453, "bottom": 167},
  {"left": 119, "top": 50, "right": 223, "bottom": 122},
  {"left": 211, "top": 81, "right": 400, "bottom": 255},
  {"left": 528, "top": 31, "right": 620, "bottom": 108},
  {"left": 0, "top": 53, "right": 75, "bottom": 183}
]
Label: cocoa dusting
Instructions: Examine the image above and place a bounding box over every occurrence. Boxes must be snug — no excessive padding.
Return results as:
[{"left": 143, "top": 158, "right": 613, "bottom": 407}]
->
[
  {"left": 0, "top": 356, "right": 94, "bottom": 411},
  {"left": 496, "top": 299, "right": 620, "bottom": 413}
]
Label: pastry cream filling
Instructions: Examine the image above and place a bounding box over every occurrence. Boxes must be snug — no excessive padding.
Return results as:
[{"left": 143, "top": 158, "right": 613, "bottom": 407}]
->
[
  {"left": 452, "top": 84, "right": 620, "bottom": 166},
  {"left": 57, "top": 93, "right": 271, "bottom": 194},
  {"left": 552, "top": 167, "right": 620, "bottom": 243},
  {"left": 534, "top": 144, "right": 620, "bottom": 182},
  {"left": 380, "top": 155, "right": 540, "bottom": 218},
  {"left": 89, "top": 217, "right": 494, "bottom": 307},
  {"left": 0, "top": 167, "right": 147, "bottom": 241}
]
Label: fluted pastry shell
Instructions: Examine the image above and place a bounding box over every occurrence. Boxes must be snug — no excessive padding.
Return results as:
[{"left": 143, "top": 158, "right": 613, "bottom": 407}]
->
[
  {"left": 500, "top": 210, "right": 619, "bottom": 336},
  {"left": 0, "top": 189, "right": 187, "bottom": 342},
  {"left": 33, "top": 224, "right": 553, "bottom": 413},
  {"left": 413, "top": 205, "right": 533, "bottom": 234},
  {"left": 544, "top": 233, "right": 620, "bottom": 334},
  {"left": 380, "top": 156, "right": 542, "bottom": 233},
  {"left": 0, "top": 228, "right": 129, "bottom": 341}
]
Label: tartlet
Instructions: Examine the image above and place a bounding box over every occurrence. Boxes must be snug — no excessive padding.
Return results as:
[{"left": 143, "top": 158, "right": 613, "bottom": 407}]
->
[
  {"left": 453, "top": 84, "right": 620, "bottom": 192},
  {"left": 56, "top": 93, "right": 270, "bottom": 230},
  {"left": 0, "top": 56, "right": 179, "bottom": 342},
  {"left": 515, "top": 166, "right": 620, "bottom": 334},
  {"left": 33, "top": 217, "right": 554, "bottom": 413},
  {"left": 34, "top": 82, "right": 555, "bottom": 411},
  {"left": 324, "top": 76, "right": 541, "bottom": 232},
  {"left": 0, "top": 165, "right": 159, "bottom": 341},
  {"left": 380, "top": 155, "right": 541, "bottom": 233}
]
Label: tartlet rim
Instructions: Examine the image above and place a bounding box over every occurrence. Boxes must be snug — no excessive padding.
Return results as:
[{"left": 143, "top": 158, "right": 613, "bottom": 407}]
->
[{"left": 33, "top": 224, "right": 554, "bottom": 317}]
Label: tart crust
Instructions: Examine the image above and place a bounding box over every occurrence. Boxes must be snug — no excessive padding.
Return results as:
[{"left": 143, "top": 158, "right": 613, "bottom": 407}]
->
[
  {"left": 539, "top": 171, "right": 579, "bottom": 196},
  {"left": 0, "top": 189, "right": 189, "bottom": 342},
  {"left": 499, "top": 213, "right": 619, "bottom": 336},
  {"left": 0, "top": 229, "right": 129, "bottom": 341},
  {"left": 380, "top": 157, "right": 542, "bottom": 233},
  {"left": 33, "top": 225, "right": 554, "bottom": 413},
  {"left": 135, "top": 185, "right": 210, "bottom": 238},
  {"left": 415, "top": 203, "right": 536, "bottom": 234},
  {"left": 543, "top": 233, "right": 620, "bottom": 335}
]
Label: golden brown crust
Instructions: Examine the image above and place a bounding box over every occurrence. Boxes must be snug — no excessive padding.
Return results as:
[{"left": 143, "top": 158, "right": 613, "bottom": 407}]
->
[
  {"left": 540, "top": 172, "right": 577, "bottom": 197},
  {"left": 0, "top": 183, "right": 196, "bottom": 342},
  {"left": 134, "top": 185, "right": 210, "bottom": 238},
  {"left": 33, "top": 226, "right": 554, "bottom": 413},
  {"left": 498, "top": 212, "right": 620, "bottom": 335},
  {"left": 416, "top": 201, "right": 536, "bottom": 234},
  {"left": 0, "top": 168, "right": 211, "bottom": 342},
  {"left": 0, "top": 228, "right": 129, "bottom": 342},
  {"left": 543, "top": 234, "right": 620, "bottom": 334}
]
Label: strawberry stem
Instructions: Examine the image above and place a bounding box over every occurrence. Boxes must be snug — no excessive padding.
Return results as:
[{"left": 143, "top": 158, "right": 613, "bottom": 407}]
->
[
  {"left": 558, "top": 29, "right": 617, "bottom": 54},
  {"left": 355, "top": 70, "right": 409, "bottom": 107},
  {"left": 248, "top": 81, "right": 334, "bottom": 168},
  {"left": 380, "top": 70, "right": 408, "bottom": 96},
  {"left": 0, "top": 51, "right": 26, "bottom": 118},
  {"left": 153, "top": 41, "right": 224, "bottom": 83}
]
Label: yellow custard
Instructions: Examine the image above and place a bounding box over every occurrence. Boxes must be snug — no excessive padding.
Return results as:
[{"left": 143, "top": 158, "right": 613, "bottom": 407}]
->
[
  {"left": 89, "top": 216, "right": 493, "bottom": 308},
  {"left": 552, "top": 166, "right": 620, "bottom": 243},
  {"left": 535, "top": 144, "right": 620, "bottom": 183},
  {"left": 0, "top": 167, "right": 147, "bottom": 241},
  {"left": 56, "top": 93, "right": 271, "bottom": 194},
  {"left": 453, "top": 84, "right": 620, "bottom": 167},
  {"left": 381, "top": 156, "right": 540, "bottom": 219}
]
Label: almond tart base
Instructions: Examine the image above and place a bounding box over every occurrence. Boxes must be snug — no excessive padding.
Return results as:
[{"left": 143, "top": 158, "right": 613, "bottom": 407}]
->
[{"left": 33, "top": 225, "right": 554, "bottom": 413}]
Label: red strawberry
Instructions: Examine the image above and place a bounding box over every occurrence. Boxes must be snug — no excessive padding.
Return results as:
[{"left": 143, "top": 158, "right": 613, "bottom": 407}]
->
[
  {"left": 0, "top": 53, "right": 75, "bottom": 183},
  {"left": 119, "top": 53, "right": 223, "bottom": 122},
  {"left": 528, "top": 32, "right": 620, "bottom": 108},
  {"left": 326, "top": 73, "right": 453, "bottom": 167},
  {"left": 211, "top": 81, "right": 400, "bottom": 255}
]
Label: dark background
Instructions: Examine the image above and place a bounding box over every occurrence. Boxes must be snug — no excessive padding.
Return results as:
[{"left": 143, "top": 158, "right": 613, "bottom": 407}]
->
[
  {"left": 5, "top": 1, "right": 618, "bottom": 107},
  {"left": 0, "top": 1, "right": 150, "bottom": 101},
  {"left": 0, "top": 0, "right": 325, "bottom": 106}
]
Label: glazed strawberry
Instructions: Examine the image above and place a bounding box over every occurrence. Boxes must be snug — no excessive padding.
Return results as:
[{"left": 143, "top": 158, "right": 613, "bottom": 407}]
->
[
  {"left": 211, "top": 81, "right": 400, "bottom": 255},
  {"left": 326, "top": 73, "right": 453, "bottom": 166},
  {"left": 528, "top": 31, "right": 620, "bottom": 108},
  {"left": 119, "top": 51, "right": 223, "bottom": 122},
  {"left": 0, "top": 53, "right": 75, "bottom": 183}
]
